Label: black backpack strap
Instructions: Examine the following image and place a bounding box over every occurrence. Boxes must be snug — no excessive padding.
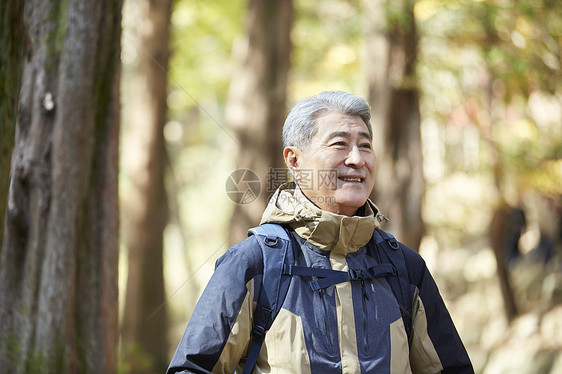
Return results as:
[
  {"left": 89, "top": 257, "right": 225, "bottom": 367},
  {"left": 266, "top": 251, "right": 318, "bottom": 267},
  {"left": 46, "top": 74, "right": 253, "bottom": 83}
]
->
[
  {"left": 373, "top": 228, "right": 414, "bottom": 340},
  {"left": 244, "top": 224, "right": 293, "bottom": 374},
  {"left": 283, "top": 263, "right": 396, "bottom": 291}
]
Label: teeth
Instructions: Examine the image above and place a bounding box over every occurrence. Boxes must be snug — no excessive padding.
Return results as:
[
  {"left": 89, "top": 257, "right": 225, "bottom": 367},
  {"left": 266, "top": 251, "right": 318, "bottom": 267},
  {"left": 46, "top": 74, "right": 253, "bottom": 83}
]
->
[{"left": 341, "top": 177, "right": 362, "bottom": 182}]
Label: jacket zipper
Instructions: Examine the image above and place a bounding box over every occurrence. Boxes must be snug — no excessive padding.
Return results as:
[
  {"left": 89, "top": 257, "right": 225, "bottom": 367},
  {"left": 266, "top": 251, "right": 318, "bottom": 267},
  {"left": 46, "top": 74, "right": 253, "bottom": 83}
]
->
[
  {"left": 319, "top": 288, "right": 333, "bottom": 347},
  {"left": 361, "top": 280, "right": 369, "bottom": 351}
]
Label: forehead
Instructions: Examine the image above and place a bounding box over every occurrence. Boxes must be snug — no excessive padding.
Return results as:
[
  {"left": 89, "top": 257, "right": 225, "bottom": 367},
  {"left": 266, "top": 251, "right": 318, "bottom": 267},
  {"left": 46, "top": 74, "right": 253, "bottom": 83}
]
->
[{"left": 313, "top": 111, "right": 370, "bottom": 140}]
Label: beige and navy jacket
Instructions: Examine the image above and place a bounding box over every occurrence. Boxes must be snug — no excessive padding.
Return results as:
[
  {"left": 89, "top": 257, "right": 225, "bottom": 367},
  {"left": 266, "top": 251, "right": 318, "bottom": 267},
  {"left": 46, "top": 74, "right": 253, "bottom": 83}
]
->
[{"left": 168, "top": 184, "right": 473, "bottom": 373}]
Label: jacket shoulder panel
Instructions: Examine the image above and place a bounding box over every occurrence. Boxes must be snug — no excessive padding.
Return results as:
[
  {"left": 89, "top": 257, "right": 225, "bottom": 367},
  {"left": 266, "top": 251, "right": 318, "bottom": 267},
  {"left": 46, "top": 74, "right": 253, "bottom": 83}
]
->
[
  {"left": 399, "top": 243, "right": 428, "bottom": 289},
  {"left": 167, "top": 236, "right": 265, "bottom": 373}
]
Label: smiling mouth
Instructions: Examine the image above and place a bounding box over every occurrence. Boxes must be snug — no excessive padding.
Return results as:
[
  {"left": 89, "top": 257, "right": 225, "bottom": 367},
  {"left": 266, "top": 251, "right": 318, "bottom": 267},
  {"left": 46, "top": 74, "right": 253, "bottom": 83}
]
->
[{"left": 339, "top": 177, "right": 363, "bottom": 183}]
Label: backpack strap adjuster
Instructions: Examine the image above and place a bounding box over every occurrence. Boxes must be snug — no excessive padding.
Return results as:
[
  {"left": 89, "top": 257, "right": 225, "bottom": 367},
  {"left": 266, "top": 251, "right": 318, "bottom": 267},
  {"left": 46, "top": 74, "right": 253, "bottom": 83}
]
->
[{"left": 250, "top": 323, "right": 267, "bottom": 343}]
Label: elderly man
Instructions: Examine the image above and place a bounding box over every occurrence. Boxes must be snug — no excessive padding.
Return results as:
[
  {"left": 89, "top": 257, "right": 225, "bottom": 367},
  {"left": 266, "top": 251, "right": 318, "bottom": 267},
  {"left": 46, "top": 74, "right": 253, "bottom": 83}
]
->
[{"left": 168, "top": 91, "right": 473, "bottom": 373}]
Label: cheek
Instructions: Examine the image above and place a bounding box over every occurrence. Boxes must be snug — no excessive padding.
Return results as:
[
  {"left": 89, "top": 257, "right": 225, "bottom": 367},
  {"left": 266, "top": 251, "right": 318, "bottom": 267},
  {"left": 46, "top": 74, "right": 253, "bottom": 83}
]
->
[
  {"left": 316, "top": 153, "right": 342, "bottom": 170},
  {"left": 366, "top": 154, "right": 376, "bottom": 174}
]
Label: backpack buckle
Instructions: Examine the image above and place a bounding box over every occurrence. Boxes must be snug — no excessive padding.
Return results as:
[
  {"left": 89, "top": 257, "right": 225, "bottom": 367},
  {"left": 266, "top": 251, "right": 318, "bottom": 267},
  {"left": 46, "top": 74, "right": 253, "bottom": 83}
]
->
[{"left": 348, "top": 268, "right": 364, "bottom": 281}]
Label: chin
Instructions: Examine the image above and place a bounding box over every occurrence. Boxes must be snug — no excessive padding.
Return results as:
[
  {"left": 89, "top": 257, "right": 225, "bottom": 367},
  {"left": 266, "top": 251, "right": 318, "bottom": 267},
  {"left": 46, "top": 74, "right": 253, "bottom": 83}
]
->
[
  {"left": 335, "top": 199, "right": 367, "bottom": 215},
  {"left": 336, "top": 194, "right": 368, "bottom": 207}
]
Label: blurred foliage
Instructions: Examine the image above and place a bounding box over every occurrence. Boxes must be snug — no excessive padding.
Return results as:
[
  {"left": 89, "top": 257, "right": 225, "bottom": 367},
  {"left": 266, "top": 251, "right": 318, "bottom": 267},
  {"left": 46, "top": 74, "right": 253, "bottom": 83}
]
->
[
  {"left": 170, "top": 0, "right": 244, "bottom": 106},
  {"left": 166, "top": 0, "right": 244, "bottom": 154},
  {"left": 118, "top": 343, "right": 156, "bottom": 374},
  {"left": 417, "top": 0, "right": 561, "bottom": 247},
  {"left": 290, "top": 0, "right": 364, "bottom": 98}
]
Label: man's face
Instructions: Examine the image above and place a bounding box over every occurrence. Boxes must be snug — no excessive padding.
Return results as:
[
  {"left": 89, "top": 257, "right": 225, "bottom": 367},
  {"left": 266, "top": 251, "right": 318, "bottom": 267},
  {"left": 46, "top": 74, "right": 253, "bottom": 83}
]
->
[{"left": 284, "top": 111, "right": 376, "bottom": 216}]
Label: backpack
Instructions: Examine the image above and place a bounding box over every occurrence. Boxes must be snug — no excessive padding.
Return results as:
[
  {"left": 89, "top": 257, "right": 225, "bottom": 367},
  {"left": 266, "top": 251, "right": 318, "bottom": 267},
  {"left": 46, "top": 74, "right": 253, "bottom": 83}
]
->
[{"left": 243, "top": 223, "right": 414, "bottom": 374}]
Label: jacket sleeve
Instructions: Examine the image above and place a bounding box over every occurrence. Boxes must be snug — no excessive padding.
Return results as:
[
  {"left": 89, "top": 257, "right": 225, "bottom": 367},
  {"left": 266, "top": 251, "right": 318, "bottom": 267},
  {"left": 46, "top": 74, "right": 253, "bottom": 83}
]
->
[
  {"left": 403, "top": 247, "right": 474, "bottom": 374},
  {"left": 167, "top": 236, "right": 263, "bottom": 374}
]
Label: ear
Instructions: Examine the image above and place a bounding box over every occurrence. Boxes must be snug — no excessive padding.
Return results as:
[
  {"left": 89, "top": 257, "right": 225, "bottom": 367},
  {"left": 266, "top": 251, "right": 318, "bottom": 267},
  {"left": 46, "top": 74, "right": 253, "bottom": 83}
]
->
[{"left": 283, "top": 146, "right": 301, "bottom": 173}]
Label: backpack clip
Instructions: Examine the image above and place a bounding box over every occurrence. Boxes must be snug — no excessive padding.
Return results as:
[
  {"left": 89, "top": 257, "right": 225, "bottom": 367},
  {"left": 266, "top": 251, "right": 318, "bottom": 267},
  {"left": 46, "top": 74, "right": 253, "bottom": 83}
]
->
[{"left": 348, "top": 268, "right": 365, "bottom": 281}]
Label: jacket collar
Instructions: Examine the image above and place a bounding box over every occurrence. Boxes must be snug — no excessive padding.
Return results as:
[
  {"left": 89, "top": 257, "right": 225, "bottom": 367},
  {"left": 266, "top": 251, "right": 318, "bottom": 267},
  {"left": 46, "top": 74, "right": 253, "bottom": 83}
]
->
[{"left": 260, "top": 182, "right": 384, "bottom": 255}]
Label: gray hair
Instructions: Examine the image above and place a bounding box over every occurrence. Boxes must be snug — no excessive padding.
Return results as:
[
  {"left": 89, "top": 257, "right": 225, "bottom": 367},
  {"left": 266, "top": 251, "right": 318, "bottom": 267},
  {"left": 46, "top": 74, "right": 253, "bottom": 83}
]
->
[{"left": 282, "top": 91, "right": 372, "bottom": 149}]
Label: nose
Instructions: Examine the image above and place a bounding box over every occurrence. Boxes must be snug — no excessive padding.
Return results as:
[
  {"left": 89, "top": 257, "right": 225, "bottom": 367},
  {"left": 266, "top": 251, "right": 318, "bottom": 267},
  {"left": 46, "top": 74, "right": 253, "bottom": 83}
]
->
[{"left": 344, "top": 145, "right": 365, "bottom": 168}]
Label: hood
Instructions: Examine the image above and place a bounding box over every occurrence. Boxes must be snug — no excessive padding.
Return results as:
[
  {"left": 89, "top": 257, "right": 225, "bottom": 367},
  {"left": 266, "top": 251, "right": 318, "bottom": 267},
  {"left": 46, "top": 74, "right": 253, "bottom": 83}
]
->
[{"left": 260, "top": 182, "right": 386, "bottom": 256}]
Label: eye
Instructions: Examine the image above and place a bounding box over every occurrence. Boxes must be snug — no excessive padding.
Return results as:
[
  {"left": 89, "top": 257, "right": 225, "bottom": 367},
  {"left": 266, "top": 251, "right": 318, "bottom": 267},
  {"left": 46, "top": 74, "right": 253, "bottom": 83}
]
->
[
  {"left": 360, "top": 142, "right": 372, "bottom": 150},
  {"left": 330, "top": 141, "right": 347, "bottom": 147}
]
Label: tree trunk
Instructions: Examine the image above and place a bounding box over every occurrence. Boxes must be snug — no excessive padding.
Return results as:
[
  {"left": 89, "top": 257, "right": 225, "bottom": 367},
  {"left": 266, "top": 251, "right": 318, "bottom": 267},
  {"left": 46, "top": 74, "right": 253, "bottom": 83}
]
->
[
  {"left": 0, "top": 0, "right": 27, "bottom": 248},
  {"left": 480, "top": 1, "right": 519, "bottom": 323},
  {"left": 490, "top": 204, "right": 520, "bottom": 322},
  {"left": 121, "top": 0, "right": 172, "bottom": 371},
  {"left": 364, "top": 0, "right": 425, "bottom": 249},
  {"left": 226, "top": 0, "right": 293, "bottom": 245},
  {"left": 0, "top": 0, "right": 122, "bottom": 372}
]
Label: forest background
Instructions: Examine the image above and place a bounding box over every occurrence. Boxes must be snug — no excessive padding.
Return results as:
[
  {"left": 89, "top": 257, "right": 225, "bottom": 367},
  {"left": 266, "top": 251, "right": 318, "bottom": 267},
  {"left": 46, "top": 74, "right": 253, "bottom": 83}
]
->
[{"left": 1, "top": 0, "right": 561, "bottom": 373}]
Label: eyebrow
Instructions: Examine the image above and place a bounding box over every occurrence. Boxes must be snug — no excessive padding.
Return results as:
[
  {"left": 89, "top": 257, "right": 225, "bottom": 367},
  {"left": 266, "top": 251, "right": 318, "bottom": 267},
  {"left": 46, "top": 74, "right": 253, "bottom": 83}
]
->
[{"left": 325, "top": 131, "right": 372, "bottom": 141}]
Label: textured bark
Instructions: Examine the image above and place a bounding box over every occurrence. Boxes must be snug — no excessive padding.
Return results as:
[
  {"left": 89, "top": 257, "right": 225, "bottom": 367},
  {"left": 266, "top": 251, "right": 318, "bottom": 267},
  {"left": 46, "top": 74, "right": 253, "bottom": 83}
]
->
[
  {"left": 226, "top": 0, "right": 293, "bottom": 244},
  {"left": 0, "top": 0, "right": 27, "bottom": 248},
  {"left": 121, "top": 0, "right": 172, "bottom": 370},
  {"left": 0, "top": 0, "right": 122, "bottom": 372},
  {"left": 364, "top": 0, "right": 425, "bottom": 249}
]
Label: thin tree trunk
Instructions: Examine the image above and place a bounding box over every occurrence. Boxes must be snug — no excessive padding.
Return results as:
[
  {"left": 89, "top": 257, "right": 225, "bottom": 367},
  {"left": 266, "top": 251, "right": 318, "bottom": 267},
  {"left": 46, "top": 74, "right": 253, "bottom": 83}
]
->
[
  {"left": 226, "top": 0, "right": 293, "bottom": 245},
  {"left": 0, "top": 0, "right": 27, "bottom": 248},
  {"left": 364, "top": 0, "right": 425, "bottom": 249},
  {"left": 480, "top": 1, "right": 519, "bottom": 323},
  {"left": 121, "top": 0, "right": 172, "bottom": 370},
  {"left": 490, "top": 204, "right": 520, "bottom": 322},
  {"left": 0, "top": 0, "right": 122, "bottom": 372}
]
